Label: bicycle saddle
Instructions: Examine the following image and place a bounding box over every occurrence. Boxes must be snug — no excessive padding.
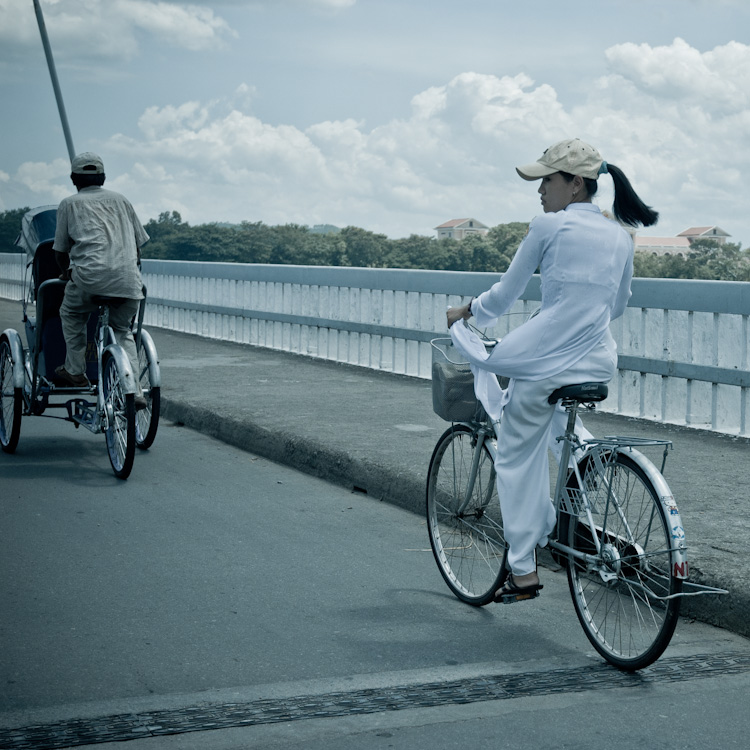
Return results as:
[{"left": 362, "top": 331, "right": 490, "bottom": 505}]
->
[
  {"left": 548, "top": 382, "right": 608, "bottom": 405},
  {"left": 90, "top": 295, "right": 130, "bottom": 308}
]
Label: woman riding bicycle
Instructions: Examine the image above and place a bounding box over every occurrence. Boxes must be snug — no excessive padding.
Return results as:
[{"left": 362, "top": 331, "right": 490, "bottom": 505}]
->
[{"left": 446, "top": 138, "right": 658, "bottom": 600}]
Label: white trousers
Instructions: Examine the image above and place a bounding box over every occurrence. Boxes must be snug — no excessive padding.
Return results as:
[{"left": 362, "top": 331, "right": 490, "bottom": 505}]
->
[{"left": 496, "top": 338, "right": 617, "bottom": 575}]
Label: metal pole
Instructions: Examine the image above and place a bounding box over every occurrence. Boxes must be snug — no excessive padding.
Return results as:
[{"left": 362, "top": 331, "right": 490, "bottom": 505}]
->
[{"left": 32, "top": 0, "right": 76, "bottom": 161}]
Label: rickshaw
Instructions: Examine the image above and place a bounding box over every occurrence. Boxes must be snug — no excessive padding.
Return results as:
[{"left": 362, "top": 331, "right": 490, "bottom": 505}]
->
[{"left": 0, "top": 206, "right": 161, "bottom": 479}]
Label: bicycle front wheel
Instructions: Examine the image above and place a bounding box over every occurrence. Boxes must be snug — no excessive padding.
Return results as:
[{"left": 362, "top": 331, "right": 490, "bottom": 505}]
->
[
  {"left": 565, "top": 450, "right": 682, "bottom": 670},
  {"left": 102, "top": 354, "right": 136, "bottom": 479},
  {"left": 426, "top": 424, "right": 507, "bottom": 605}
]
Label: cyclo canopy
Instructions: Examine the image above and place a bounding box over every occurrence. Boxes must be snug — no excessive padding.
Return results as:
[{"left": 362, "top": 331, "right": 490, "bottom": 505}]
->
[{"left": 15, "top": 205, "right": 58, "bottom": 259}]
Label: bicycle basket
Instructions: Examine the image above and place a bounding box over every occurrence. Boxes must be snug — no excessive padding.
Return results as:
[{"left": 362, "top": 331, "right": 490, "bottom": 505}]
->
[{"left": 430, "top": 338, "right": 485, "bottom": 423}]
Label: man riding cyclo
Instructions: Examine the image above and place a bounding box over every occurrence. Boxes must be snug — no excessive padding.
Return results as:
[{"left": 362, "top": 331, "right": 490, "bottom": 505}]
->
[{"left": 53, "top": 151, "right": 149, "bottom": 410}]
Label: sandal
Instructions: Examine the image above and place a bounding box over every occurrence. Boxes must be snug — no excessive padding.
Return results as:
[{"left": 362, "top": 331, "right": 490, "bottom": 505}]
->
[{"left": 493, "top": 573, "right": 543, "bottom": 603}]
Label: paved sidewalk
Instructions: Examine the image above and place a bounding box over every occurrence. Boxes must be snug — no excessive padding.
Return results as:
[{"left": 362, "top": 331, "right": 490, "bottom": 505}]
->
[{"left": 2, "top": 298, "right": 749, "bottom": 637}]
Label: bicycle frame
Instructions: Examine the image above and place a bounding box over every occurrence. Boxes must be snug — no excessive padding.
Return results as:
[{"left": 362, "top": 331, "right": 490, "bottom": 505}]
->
[
  {"left": 65, "top": 305, "right": 137, "bottom": 434},
  {"left": 475, "top": 399, "right": 692, "bottom": 584},
  {"left": 454, "top": 424, "right": 493, "bottom": 516}
]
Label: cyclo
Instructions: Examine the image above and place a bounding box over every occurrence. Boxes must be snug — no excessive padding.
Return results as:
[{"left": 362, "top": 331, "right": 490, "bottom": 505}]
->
[{"left": 0, "top": 206, "right": 161, "bottom": 479}]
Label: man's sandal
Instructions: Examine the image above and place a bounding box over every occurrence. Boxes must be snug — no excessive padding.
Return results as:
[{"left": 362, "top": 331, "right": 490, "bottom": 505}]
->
[{"left": 493, "top": 574, "right": 543, "bottom": 604}]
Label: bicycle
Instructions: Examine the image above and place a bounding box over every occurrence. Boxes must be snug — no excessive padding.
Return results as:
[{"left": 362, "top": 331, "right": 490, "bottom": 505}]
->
[
  {"left": 1, "top": 206, "right": 161, "bottom": 479},
  {"left": 426, "top": 329, "right": 724, "bottom": 671}
]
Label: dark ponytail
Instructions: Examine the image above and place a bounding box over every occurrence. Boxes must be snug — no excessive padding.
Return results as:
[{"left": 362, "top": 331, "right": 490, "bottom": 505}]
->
[
  {"left": 561, "top": 164, "right": 659, "bottom": 228},
  {"left": 607, "top": 163, "right": 658, "bottom": 228}
]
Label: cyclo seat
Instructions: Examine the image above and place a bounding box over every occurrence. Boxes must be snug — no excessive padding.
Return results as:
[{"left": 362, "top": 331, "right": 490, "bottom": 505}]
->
[{"left": 548, "top": 382, "right": 608, "bottom": 405}]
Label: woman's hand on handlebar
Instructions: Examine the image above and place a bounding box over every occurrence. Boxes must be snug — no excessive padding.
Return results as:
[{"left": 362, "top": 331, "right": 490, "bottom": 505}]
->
[{"left": 446, "top": 303, "right": 471, "bottom": 328}]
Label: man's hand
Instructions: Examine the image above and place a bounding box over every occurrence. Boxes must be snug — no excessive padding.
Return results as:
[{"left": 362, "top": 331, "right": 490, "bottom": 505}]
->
[{"left": 55, "top": 250, "right": 71, "bottom": 281}]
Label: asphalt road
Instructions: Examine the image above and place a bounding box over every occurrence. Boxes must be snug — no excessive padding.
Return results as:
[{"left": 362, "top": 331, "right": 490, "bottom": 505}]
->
[{"left": 2, "top": 413, "right": 750, "bottom": 749}]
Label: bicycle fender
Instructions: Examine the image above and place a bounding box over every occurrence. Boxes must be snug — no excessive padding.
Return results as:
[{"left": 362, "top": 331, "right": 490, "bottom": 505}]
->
[
  {"left": 138, "top": 329, "right": 161, "bottom": 387},
  {"left": 2, "top": 328, "right": 25, "bottom": 389},
  {"left": 103, "top": 344, "right": 138, "bottom": 396},
  {"left": 618, "top": 447, "right": 689, "bottom": 580}
]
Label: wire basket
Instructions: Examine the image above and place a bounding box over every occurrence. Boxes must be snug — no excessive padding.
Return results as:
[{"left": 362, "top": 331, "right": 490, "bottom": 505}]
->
[{"left": 430, "top": 337, "right": 486, "bottom": 423}]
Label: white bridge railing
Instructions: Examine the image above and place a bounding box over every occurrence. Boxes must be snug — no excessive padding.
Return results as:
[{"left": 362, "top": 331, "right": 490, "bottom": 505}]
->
[{"left": 2, "top": 254, "right": 749, "bottom": 436}]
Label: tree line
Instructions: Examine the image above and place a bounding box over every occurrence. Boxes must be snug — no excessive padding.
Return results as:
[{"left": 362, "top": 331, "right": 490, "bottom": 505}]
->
[{"left": 2, "top": 206, "right": 749, "bottom": 280}]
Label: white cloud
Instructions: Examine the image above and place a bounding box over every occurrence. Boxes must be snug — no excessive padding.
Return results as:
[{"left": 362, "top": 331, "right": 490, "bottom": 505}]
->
[
  {"left": 238, "top": 0, "right": 356, "bottom": 8},
  {"left": 0, "top": 0, "right": 235, "bottom": 60},
  {"left": 14, "top": 158, "right": 73, "bottom": 204},
  {"left": 5, "top": 37, "right": 750, "bottom": 245},
  {"left": 605, "top": 38, "right": 750, "bottom": 112},
  {"left": 589, "top": 39, "right": 750, "bottom": 239}
]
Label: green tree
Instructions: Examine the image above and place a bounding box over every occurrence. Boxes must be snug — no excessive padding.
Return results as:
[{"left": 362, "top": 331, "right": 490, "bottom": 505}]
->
[
  {"left": 268, "top": 224, "right": 315, "bottom": 265},
  {"left": 142, "top": 211, "right": 190, "bottom": 259},
  {"left": 385, "top": 234, "right": 439, "bottom": 269},
  {"left": 633, "top": 250, "right": 665, "bottom": 278},
  {"left": 0, "top": 207, "right": 30, "bottom": 253},
  {"left": 460, "top": 233, "right": 502, "bottom": 272},
  {"left": 685, "top": 239, "right": 750, "bottom": 281},
  {"left": 236, "top": 221, "right": 275, "bottom": 264},
  {"left": 340, "top": 226, "right": 389, "bottom": 267},
  {"left": 486, "top": 222, "right": 528, "bottom": 270},
  {"left": 132, "top": 211, "right": 749, "bottom": 281},
  {"left": 633, "top": 240, "right": 750, "bottom": 281}
]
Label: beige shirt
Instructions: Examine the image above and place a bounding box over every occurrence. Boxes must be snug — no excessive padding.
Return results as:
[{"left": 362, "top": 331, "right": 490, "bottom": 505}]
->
[{"left": 53, "top": 186, "right": 148, "bottom": 299}]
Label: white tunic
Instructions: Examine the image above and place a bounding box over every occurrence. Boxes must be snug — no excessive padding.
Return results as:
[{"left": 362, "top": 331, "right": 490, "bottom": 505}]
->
[
  {"left": 449, "top": 202, "right": 635, "bottom": 577},
  {"left": 54, "top": 186, "right": 148, "bottom": 299},
  {"left": 472, "top": 202, "right": 633, "bottom": 380}
]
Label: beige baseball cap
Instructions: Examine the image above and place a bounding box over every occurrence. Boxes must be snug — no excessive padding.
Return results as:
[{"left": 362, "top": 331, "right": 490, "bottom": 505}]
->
[
  {"left": 71, "top": 152, "right": 105, "bottom": 175},
  {"left": 516, "top": 138, "right": 604, "bottom": 181}
]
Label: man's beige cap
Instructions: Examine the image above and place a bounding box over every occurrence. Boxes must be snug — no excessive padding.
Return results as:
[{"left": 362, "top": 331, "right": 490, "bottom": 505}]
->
[
  {"left": 71, "top": 152, "right": 105, "bottom": 175},
  {"left": 516, "top": 138, "right": 604, "bottom": 181}
]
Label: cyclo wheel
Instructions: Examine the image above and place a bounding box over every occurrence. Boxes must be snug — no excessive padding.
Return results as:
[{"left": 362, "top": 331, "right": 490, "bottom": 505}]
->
[
  {"left": 0, "top": 336, "right": 22, "bottom": 454},
  {"left": 135, "top": 331, "right": 160, "bottom": 450},
  {"left": 102, "top": 353, "right": 136, "bottom": 479},
  {"left": 426, "top": 423, "right": 507, "bottom": 605},
  {"left": 564, "top": 450, "right": 682, "bottom": 670}
]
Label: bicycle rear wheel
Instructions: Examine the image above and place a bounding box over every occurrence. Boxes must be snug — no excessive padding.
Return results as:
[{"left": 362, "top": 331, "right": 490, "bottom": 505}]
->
[
  {"left": 0, "top": 336, "right": 22, "bottom": 453},
  {"left": 565, "top": 450, "right": 682, "bottom": 670},
  {"left": 135, "top": 331, "right": 160, "bottom": 450},
  {"left": 426, "top": 424, "right": 507, "bottom": 605}
]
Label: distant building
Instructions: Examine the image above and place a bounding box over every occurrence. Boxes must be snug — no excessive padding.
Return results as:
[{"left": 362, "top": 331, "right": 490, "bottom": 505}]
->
[
  {"left": 634, "top": 236, "right": 692, "bottom": 256},
  {"left": 635, "top": 226, "right": 731, "bottom": 257},
  {"left": 435, "top": 218, "right": 489, "bottom": 240},
  {"left": 677, "top": 226, "right": 730, "bottom": 245}
]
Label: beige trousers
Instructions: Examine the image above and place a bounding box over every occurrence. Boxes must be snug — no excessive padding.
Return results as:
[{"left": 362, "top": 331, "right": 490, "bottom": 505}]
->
[{"left": 60, "top": 280, "right": 140, "bottom": 379}]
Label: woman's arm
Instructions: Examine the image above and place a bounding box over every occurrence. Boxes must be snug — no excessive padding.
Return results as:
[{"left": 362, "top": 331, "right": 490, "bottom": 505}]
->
[
  {"left": 471, "top": 220, "right": 545, "bottom": 326},
  {"left": 611, "top": 248, "right": 634, "bottom": 320}
]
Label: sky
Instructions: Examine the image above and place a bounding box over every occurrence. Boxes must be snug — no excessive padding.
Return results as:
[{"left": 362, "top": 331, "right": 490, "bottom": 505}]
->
[{"left": 1, "top": 0, "right": 749, "bottom": 247}]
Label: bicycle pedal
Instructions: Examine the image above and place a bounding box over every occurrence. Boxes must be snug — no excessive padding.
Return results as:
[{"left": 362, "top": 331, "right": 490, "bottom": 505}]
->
[{"left": 498, "top": 589, "right": 540, "bottom": 604}]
